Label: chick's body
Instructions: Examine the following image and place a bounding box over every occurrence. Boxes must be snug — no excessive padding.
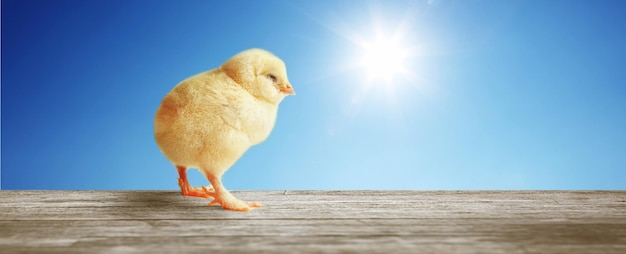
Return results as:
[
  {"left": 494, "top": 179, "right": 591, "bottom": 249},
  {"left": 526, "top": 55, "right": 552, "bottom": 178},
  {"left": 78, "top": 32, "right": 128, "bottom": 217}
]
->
[
  {"left": 156, "top": 71, "right": 276, "bottom": 172},
  {"left": 155, "top": 49, "right": 294, "bottom": 211}
]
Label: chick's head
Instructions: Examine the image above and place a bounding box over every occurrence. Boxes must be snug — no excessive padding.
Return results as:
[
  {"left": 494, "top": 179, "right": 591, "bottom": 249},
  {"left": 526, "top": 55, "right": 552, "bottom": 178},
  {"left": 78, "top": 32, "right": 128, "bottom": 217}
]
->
[{"left": 221, "top": 48, "right": 295, "bottom": 104}]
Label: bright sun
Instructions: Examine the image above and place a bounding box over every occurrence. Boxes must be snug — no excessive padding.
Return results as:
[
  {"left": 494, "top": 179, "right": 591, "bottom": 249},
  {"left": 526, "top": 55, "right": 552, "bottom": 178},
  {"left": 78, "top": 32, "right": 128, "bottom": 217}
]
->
[
  {"left": 360, "top": 37, "right": 410, "bottom": 82},
  {"left": 301, "top": 1, "right": 426, "bottom": 115}
]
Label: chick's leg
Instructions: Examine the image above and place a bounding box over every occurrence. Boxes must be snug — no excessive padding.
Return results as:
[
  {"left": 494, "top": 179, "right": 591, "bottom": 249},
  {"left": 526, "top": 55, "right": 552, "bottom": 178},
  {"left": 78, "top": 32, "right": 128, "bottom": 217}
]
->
[
  {"left": 205, "top": 174, "right": 262, "bottom": 212},
  {"left": 177, "top": 166, "right": 213, "bottom": 198}
]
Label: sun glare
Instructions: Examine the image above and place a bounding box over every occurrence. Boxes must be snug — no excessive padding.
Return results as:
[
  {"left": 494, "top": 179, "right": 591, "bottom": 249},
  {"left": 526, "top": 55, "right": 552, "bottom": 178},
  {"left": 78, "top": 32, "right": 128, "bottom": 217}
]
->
[
  {"left": 360, "top": 38, "right": 409, "bottom": 82},
  {"left": 302, "top": 1, "right": 425, "bottom": 111}
]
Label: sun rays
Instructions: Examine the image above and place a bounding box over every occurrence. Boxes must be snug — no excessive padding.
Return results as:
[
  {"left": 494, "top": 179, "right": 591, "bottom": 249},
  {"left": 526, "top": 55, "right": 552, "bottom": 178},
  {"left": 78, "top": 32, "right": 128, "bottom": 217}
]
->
[
  {"left": 359, "top": 36, "right": 415, "bottom": 89},
  {"left": 293, "top": 1, "right": 429, "bottom": 128},
  {"left": 300, "top": 1, "right": 423, "bottom": 101},
  {"left": 359, "top": 36, "right": 411, "bottom": 83}
]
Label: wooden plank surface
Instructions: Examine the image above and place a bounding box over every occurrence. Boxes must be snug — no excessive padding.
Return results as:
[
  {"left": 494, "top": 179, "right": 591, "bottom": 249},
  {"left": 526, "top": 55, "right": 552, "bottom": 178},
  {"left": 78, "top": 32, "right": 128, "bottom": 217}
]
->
[{"left": 1, "top": 190, "right": 625, "bottom": 253}]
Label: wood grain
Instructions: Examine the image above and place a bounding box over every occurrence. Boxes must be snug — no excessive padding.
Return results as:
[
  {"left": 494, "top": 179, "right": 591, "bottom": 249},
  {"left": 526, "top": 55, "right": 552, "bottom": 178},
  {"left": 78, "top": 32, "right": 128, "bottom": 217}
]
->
[{"left": 1, "top": 191, "right": 625, "bottom": 253}]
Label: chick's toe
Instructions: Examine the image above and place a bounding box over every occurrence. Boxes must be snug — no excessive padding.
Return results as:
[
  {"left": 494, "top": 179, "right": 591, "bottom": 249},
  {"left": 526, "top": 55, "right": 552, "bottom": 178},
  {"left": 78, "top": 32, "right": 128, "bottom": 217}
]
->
[{"left": 177, "top": 166, "right": 214, "bottom": 198}]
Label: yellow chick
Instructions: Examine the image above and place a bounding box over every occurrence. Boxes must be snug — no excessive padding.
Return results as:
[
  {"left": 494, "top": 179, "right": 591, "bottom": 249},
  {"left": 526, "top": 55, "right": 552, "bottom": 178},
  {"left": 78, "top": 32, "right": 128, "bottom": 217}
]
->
[{"left": 154, "top": 49, "right": 295, "bottom": 212}]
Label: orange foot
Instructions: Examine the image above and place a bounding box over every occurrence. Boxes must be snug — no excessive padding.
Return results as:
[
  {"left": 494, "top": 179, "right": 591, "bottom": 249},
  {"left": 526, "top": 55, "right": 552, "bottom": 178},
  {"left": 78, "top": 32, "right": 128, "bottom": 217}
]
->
[
  {"left": 178, "top": 177, "right": 214, "bottom": 198},
  {"left": 177, "top": 165, "right": 213, "bottom": 198},
  {"left": 205, "top": 175, "right": 262, "bottom": 212},
  {"left": 206, "top": 190, "right": 262, "bottom": 212}
]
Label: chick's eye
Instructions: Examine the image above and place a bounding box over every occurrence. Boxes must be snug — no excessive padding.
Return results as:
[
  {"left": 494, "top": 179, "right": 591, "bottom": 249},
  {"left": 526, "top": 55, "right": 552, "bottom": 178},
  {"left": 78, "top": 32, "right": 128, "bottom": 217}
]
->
[{"left": 267, "top": 74, "right": 277, "bottom": 83}]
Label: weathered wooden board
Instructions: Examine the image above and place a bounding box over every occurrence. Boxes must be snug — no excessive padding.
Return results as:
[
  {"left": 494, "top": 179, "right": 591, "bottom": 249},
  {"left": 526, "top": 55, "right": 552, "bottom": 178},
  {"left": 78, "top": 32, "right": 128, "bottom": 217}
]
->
[{"left": 1, "top": 191, "right": 625, "bottom": 253}]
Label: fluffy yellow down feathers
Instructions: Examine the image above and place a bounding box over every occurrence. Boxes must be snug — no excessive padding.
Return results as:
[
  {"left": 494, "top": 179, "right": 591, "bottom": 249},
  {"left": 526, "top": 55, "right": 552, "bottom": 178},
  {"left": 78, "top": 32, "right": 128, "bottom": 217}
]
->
[{"left": 155, "top": 49, "right": 294, "bottom": 212}]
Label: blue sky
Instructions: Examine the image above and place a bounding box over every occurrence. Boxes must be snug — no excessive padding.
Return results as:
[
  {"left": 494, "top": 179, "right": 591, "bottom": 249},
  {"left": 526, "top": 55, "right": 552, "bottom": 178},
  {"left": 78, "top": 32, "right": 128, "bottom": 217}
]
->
[{"left": 2, "top": 0, "right": 625, "bottom": 190}]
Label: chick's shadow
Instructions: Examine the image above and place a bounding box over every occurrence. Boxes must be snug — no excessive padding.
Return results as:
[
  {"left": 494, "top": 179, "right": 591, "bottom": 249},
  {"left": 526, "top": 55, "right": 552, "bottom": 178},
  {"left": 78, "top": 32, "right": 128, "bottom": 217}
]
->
[{"left": 106, "top": 191, "right": 229, "bottom": 218}]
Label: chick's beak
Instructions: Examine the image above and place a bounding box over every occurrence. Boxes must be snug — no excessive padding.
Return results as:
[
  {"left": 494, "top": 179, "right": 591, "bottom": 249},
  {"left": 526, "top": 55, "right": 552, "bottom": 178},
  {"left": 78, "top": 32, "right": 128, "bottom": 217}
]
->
[{"left": 280, "top": 83, "right": 295, "bottom": 95}]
